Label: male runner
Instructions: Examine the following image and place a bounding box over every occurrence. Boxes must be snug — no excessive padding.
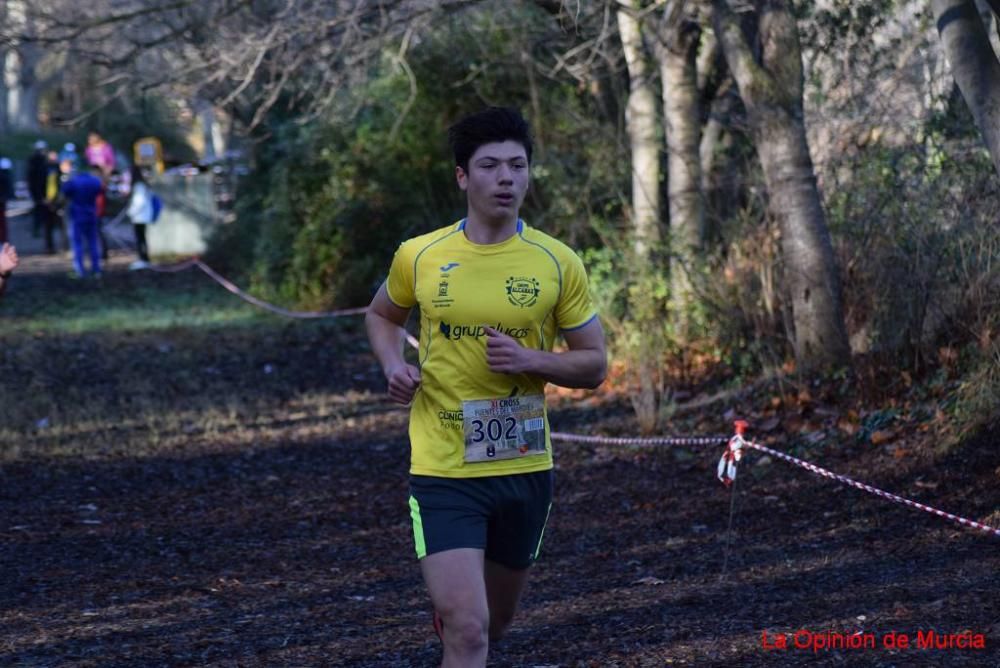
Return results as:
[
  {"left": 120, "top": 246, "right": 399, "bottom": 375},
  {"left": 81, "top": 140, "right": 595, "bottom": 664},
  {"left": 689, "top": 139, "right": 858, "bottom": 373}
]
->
[{"left": 365, "top": 107, "right": 606, "bottom": 667}]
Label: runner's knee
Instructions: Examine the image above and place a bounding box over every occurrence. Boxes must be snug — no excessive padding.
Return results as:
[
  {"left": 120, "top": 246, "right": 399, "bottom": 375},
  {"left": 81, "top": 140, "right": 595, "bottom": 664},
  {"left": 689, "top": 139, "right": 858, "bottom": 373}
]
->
[{"left": 443, "top": 613, "right": 488, "bottom": 653}]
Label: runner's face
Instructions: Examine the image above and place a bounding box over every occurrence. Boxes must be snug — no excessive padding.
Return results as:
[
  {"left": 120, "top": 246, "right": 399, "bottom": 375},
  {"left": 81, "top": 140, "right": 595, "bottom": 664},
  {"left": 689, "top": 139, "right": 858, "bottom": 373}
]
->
[{"left": 456, "top": 140, "right": 529, "bottom": 225}]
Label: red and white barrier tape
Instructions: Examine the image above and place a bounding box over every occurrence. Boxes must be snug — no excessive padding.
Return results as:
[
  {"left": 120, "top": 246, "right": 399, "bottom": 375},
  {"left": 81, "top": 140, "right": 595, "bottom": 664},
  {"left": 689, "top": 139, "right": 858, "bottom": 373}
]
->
[
  {"left": 139, "top": 257, "right": 999, "bottom": 539},
  {"left": 551, "top": 432, "right": 727, "bottom": 448},
  {"left": 146, "top": 258, "right": 201, "bottom": 274},
  {"left": 147, "top": 257, "right": 419, "bottom": 347},
  {"left": 717, "top": 434, "right": 743, "bottom": 485},
  {"left": 149, "top": 258, "right": 366, "bottom": 317},
  {"left": 718, "top": 420, "right": 1000, "bottom": 538}
]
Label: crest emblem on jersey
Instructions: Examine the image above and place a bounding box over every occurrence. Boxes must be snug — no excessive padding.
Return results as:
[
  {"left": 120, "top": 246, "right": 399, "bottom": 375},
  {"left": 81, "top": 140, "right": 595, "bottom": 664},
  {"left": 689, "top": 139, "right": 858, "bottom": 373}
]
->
[{"left": 506, "top": 276, "right": 540, "bottom": 307}]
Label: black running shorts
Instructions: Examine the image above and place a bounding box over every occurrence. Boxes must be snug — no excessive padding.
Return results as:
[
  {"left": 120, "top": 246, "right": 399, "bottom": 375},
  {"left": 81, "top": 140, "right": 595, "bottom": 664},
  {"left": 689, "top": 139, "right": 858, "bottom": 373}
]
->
[{"left": 408, "top": 470, "right": 553, "bottom": 570}]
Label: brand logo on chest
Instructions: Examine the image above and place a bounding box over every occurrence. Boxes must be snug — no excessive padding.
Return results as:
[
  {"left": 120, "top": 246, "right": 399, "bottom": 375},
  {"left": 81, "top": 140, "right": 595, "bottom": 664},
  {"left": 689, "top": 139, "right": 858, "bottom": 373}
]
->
[{"left": 432, "top": 262, "right": 459, "bottom": 308}]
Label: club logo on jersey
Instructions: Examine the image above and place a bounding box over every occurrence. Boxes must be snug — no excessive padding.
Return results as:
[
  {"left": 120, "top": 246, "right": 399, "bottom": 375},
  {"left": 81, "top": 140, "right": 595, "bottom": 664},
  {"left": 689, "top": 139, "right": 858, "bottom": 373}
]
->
[{"left": 506, "top": 276, "right": 540, "bottom": 308}]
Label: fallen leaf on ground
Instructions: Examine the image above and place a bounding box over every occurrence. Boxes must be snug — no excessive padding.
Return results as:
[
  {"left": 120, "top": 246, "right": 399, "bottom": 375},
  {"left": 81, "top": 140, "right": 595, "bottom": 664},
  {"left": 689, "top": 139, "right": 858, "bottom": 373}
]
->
[{"left": 870, "top": 430, "right": 894, "bottom": 445}]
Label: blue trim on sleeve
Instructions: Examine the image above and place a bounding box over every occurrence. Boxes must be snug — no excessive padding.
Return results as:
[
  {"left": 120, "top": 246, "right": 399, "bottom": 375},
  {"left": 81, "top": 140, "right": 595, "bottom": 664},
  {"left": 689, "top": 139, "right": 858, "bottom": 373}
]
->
[{"left": 560, "top": 313, "right": 598, "bottom": 333}]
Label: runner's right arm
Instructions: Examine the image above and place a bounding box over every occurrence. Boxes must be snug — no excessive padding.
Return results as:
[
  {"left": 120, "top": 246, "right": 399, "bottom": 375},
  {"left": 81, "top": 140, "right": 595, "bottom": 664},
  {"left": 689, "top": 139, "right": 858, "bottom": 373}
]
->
[
  {"left": 365, "top": 283, "right": 421, "bottom": 405},
  {"left": 0, "top": 243, "right": 18, "bottom": 297}
]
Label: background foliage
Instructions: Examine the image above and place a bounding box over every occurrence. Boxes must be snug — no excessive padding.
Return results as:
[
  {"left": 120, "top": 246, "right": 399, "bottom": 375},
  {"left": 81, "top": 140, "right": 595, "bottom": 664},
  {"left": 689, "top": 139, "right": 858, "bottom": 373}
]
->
[
  {"left": 212, "top": 6, "right": 627, "bottom": 309},
  {"left": 3, "top": 0, "right": 998, "bottom": 433}
]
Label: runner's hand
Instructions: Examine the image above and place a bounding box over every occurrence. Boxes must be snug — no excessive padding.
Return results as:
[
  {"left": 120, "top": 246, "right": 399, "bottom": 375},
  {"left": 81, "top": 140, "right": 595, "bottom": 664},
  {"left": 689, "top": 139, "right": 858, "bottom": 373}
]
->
[
  {"left": 485, "top": 326, "right": 535, "bottom": 374},
  {"left": 386, "top": 363, "right": 421, "bottom": 405},
  {"left": 0, "top": 243, "right": 18, "bottom": 274}
]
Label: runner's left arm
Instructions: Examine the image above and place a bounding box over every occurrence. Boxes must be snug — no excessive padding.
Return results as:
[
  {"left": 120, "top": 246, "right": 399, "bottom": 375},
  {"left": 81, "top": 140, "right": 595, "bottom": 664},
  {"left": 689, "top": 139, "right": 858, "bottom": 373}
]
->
[{"left": 484, "top": 318, "right": 607, "bottom": 389}]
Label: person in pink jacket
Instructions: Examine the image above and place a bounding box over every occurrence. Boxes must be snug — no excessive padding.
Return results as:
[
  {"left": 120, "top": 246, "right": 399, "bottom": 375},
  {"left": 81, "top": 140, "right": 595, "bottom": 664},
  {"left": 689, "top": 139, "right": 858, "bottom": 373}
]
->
[{"left": 85, "top": 132, "right": 116, "bottom": 178}]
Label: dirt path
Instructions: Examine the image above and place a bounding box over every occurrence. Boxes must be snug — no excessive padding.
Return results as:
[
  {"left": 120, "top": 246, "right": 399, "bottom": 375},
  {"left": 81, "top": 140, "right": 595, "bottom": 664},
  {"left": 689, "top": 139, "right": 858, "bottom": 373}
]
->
[
  {"left": 4, "top": 199, "right": 140, "bottom": 280},
  {"left": 1, "top": 255, "right": 998, "bottom": 667}
]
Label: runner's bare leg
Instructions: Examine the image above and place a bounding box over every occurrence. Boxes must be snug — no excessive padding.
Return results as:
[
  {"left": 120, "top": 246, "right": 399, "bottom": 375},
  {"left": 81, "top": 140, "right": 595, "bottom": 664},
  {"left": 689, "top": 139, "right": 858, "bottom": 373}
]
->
[
  {"left": 484, "top": 559, "right": 530, "bottom": 641},
  {"left": 421, "top": 548, "right": 489, "bottom": 667}
]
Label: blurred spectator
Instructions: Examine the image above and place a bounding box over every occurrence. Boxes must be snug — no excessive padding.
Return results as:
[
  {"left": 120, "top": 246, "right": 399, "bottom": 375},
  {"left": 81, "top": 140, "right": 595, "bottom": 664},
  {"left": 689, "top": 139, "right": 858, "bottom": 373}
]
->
[
  {"left": 28, "top": 140, "right": 49, "bottom": 239},
  {"left": 85, "top": 132, "right": 116, "bottom": 178},
  {"left": 62, "top": 163, "right": 105, "bottom": 278},
  {"left": 43, "top": 150, "right": 67, "bottom": 254},
  {"left": 126, "top": 165, "right": 153, "bottom": 269},
  {"left": 59, "top": 143, "right": 81, "bottom": 175}
]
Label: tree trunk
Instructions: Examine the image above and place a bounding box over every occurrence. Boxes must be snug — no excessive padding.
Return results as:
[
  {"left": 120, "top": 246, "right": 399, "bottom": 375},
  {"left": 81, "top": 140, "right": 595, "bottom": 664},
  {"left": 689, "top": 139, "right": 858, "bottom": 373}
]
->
[
  {"left": 653, "top": 3, "right": 704, "bottom": 335},
  {"left": 194, "top": 98, "right": 227, "bottom": 162},
  {"left": 975, "top": 0, "right": 1000, "bottom": 56},
  {"left": 8, "top": 76, "right": 40, "bottom": 131},
  {"left": 933, "top": 0, "right": 1000, "bottom": 177},
  {"left": 617, "top": 1, "right": 661, "bottom": 260},
  {"left": 5, "top": 0, "right": 41, "bottom": 132},
  {"left": 713, "top": 0, "right": 850, "bottom": 371},
  {"left": 617, "top": 1, "right": 666, "bottom": 431},
  {"left": 0, "top": 1, "right": 8, "bottom": 135},
  {"left": 0, "top": 52, "right": 9, "bottom": 136},
  {"left": 699, "top": 82, "right": 738, "bottom": 239},
  {"left": 696, "top": 20, "right": 719, "bottom": 93}
]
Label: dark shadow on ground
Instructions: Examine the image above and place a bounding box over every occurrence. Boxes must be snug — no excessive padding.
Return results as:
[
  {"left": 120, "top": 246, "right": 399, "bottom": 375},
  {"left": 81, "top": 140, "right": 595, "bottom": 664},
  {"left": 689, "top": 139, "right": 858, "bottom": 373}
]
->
[{"left": 1, "top": 257, "right": 998, "bottom": 667}]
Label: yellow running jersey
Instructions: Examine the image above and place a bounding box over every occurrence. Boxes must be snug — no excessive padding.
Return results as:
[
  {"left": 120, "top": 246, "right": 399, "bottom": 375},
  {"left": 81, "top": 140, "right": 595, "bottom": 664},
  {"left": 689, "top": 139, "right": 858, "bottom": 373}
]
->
[{"left": 386, "top": 219, "right": 597, "bottom": 478}]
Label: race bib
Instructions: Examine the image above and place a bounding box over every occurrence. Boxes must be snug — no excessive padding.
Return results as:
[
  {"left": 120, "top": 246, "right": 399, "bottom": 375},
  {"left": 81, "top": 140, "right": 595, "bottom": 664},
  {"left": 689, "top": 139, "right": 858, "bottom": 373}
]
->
[{"left": 462, "top": 394, "right": 547, "bottom": 462}]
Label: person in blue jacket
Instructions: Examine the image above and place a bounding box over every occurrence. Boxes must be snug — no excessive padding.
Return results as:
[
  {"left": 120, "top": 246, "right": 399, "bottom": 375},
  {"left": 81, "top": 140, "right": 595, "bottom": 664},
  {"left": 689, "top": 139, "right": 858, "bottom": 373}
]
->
[{"left": 62, "top": 163, "right": 105, "bottom": 278}]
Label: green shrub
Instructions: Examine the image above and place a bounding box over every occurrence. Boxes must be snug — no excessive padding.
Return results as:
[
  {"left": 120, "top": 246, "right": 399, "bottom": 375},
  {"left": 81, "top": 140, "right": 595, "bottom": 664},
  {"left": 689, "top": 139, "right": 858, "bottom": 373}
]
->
[
  {"left": 826, "top": 141, "right": 998, "bottom": 363},
  {"left": 215, "top": 4, "right": 627, "bottom": 310}
]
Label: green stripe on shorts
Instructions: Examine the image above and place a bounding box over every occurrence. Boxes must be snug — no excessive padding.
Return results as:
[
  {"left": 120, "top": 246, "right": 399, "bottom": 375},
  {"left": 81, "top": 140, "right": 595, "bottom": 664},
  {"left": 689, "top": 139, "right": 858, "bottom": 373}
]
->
[
  {"left": 409, "top": 495, "right": 427, "bottom": 559},
  {"left": 533, "top": 502, "right": 553, "bottom": 560}
]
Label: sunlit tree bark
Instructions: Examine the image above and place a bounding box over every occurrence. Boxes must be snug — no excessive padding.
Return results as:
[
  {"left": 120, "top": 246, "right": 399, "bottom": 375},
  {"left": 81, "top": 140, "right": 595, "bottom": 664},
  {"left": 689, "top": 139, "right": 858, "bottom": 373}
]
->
[
  {"left": 713, "top": 0, "right": 850, "bottom": 371},
  {"left": 653, "top": 2, "right": 704, "bottom": 335},
  {"left": 933, "top": 0, "right": 1000, "bottom": 177},
  {"left": 617, "top": 0, "right": 661, "bottom": 260},
  {"left": 4, "top": 0, "right": 42, "bottom": 131},
  {"left": 0, "top": 1, "right": 7, "bottom": 134},
  {"left": 616, "top": 0, "right": 666, "bottom": 432}
]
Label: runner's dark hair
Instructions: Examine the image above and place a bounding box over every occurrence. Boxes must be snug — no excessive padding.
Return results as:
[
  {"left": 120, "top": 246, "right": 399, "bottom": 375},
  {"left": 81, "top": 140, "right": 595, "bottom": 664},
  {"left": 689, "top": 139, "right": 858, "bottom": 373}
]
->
[{"left": 447, "top": 107, "right": 533, "bottom": 171}]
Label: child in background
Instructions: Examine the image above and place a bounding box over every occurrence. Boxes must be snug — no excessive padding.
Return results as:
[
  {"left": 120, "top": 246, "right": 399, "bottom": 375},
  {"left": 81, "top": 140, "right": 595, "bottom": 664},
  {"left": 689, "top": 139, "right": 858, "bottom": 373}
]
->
[{"left": 126, "top": 165, "right": 153, "bottom": 269}]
